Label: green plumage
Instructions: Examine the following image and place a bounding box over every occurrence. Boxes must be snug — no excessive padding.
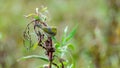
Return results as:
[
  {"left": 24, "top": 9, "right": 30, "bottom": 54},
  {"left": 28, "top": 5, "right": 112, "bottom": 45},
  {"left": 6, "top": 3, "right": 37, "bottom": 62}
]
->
[{"left": 42, "top": 27, "right": 57, "bottom": 36}]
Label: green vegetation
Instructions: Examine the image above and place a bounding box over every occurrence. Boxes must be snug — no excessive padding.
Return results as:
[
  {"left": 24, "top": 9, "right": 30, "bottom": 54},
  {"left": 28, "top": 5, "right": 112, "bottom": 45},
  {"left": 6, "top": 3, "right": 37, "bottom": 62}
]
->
[
  {"left": 18, "top": 7, "right": 77, "bottom": 68},
  {"left": 0, "top": 0, "right": 120, "bottom": 68}
]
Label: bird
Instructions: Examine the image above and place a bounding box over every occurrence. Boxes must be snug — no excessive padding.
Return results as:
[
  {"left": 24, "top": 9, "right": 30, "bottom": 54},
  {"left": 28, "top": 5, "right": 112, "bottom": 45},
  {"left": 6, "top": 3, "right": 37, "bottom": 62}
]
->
[{"left": 42, "top": 26, "right": 57, "bottom": 37}]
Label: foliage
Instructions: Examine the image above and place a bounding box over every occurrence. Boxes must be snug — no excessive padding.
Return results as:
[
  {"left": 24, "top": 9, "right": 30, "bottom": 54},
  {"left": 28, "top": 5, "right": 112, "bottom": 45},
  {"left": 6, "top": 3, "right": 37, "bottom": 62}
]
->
[
  {"left": 18, "top": 7, "right": 77, "bottom": 68},
  {"left": 1, "top": 0, "right": 120, "bottom": 68}
]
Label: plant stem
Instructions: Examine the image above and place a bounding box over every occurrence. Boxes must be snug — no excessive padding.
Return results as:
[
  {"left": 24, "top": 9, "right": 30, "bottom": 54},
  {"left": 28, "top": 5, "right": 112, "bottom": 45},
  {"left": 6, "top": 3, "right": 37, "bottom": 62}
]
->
[
  {"left": 48, "top": 52, "right": 52, "bottom": 68},
  {"left": 48, "top": 37, "right": 54, "bottom": 68}
]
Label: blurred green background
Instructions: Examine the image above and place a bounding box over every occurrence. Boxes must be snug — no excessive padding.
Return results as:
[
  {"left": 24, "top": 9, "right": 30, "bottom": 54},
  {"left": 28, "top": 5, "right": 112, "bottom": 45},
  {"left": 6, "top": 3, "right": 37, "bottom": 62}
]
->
[{"left": 0, "top": 0, "right": 120, "bottom": 68}]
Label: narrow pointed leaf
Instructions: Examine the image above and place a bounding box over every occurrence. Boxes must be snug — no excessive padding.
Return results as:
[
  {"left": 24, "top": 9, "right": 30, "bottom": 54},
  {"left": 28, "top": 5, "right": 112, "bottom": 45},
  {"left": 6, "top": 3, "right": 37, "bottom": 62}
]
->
[
  {"left": 64, "top": 26, "right": 68, "bottom": 35},
  {"left": 41, "top": 7, "right": 47, "bottom": 12},
  {"left": 65, "top": 25, "right": 78, "bottom": 43},
  {"left": 17, "top": 55, "right": 49, "bottom": 62},
  {"left": 62, "top": 26, "right": 68, "bottom": 45}
]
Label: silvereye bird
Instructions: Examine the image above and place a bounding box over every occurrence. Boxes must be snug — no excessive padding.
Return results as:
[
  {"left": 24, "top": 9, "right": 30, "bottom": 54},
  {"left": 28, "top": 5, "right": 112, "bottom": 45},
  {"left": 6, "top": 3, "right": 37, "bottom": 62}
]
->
[{"left": 42, "top": 27, "right": 57, "bottom": 37}]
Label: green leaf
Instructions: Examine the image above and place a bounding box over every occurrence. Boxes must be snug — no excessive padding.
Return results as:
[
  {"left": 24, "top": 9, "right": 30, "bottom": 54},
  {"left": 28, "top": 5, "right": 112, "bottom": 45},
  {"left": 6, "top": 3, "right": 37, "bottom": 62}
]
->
[
  {"left": 32, "top": 42, "right": 38, "bottom": 50},
  {"left": 64, "top": 25, "right": 78, "bottom": 43},
  {"left": 54, "top": 48, "right": 62, "bottom": 55},
  {"left": 41, "top": 7, "right": 47, "bottom": 12},
  {"left": 52, "top": 37, "right": 61, "bottom": 49},
  {"left": 67, "top": 44, "right": 75, "bottom": 50},
  {"left": 54, "top": 42, "right": 61, "bottom": 49},
  {"left": 62, "top": 25, "right": 78, "bottom": 45},
  {"left": 64, "top": 26, "right": 68, "bottom": 35},
  {"left": 60, "top": 46, "right": 68, "bottom": 57},
  {"left": 34, "top": 16, "right": 40, "bottom": 20},
  {"left": 61, "top": 26, "right": 68, "bottom": 45},
  {"left": 67, "top": 64, "right": 73, "bottom": 68},
  {"left": 52, "top": 36, "right": 58, "bottom": 43},
  {"left": 25, "top": 13, "right": 36, "bottom": 18},
  {"left": 17, "top": 55, "right": 49, "bottom": 62}
]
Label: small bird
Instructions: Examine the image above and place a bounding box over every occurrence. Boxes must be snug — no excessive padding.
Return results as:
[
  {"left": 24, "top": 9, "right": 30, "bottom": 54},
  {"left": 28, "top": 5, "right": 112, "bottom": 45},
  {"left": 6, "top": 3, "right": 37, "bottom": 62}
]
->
[{"left": 42, "top": 26, "right": 57, "bottom": 37}]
